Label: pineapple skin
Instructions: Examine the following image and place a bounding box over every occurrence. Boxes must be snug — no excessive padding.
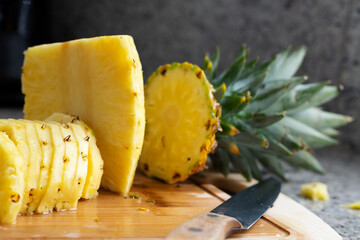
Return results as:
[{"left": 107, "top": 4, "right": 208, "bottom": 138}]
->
[
  {"left": 0, "top": 132, "right": 25, "bottom": 224},
  {"left": 139, "top": 62, "right": 221, "bottom": 184},
  {"left": 22, "top": 36, "right": 145, "bottom": 194}
]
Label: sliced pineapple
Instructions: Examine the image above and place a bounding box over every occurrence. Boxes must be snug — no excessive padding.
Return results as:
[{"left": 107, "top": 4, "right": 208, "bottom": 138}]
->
[
  {"left": 46, "top": 121, "right": 78, "bottom": 211},
  {"left": 139, "top": 62, "right": 220, "bottom": 183},
  {"left": 16, "top": 120, "right": 42, "bottom": 214},
  {"left": 46, "top": 113, "right": 103, "bottom": 199},
  {"left": 0, "top": 131, "right": 25, "bottom": 224},
  {"left": 22, "top": 35, "right": 145, "bottom": 194},
  {"left": 37, "top": 122, "right": 65, "bottom": 213},
  {"left": 67, "top": 123, "right": 89, "bottom": 208},
  {"left": 32, "top": 120, "right": 53, "bottom": 214},
  {"left": 0, "top": 120, "right": 30, "bottom": 213}
]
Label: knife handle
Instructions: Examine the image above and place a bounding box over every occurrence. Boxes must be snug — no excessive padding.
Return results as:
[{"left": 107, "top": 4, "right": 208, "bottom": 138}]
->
[{"left": 165, "top": 212, "right": 242, "bottom": 240}]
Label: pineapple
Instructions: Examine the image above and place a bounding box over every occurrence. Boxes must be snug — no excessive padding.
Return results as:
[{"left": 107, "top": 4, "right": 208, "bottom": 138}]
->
[
  {"left": 300, "top": 182, "right": 330, "bottom": 201},
  {"left": 46, "top": 120, "right": 79, "bottom": 211},
  {"left": 0, "top": 131, "right": 25, "bottom": 224},
  {"left": 31, "top": 120, "right": 52, "bottom": 213},
  {"left": 22, "top": 35, "right": 145, "bottom": 194},
  {"left": 46, "top": 113, "right": 103, "bottom": 199},
  {"left": 142, "top": 47, "right": 352, "bottom": 182},
  {"left": 139, "top": 62, "right": 220, "bottom": 183},
  {"left": 0, "top": 120, "right": 30, "bottom": 213},
  {"left": 17, "top": 120, "right": 42, "bottom": 214},
  {"left": 0, "top": 115, "right": 103, "bottom": 223},
  {"left": 36, "top": 122, "right": 65, "bottom": 213}
]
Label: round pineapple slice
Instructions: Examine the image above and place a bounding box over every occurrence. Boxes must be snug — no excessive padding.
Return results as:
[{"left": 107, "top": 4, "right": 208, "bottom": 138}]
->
[
  {"left": 0, "top": 131, "right": 25, "bottom": 224},
  {"left": 139, "top": 62, "right": 220, "bottom": 183}
]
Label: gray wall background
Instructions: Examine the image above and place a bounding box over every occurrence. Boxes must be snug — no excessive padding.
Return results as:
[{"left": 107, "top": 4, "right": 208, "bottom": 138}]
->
[{"left": 49, "top": 0, "right": 359, "bottom": 151}]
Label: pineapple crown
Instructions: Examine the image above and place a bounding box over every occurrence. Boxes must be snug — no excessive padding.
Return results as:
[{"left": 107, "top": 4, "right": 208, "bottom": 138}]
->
[{"left": 202, "top": 46, "right": 353, "bottom": 181}]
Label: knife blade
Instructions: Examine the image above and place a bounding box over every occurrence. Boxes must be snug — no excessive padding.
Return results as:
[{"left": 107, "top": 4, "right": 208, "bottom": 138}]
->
[{"left": 165, "top": 177, "right": 281, "bottom": 240}]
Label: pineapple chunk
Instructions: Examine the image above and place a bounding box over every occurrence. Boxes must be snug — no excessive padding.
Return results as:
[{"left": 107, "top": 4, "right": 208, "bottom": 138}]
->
[
  {"left": 46, "top": 113, "right": 103, "bottom": 199},
  {"left": 0, "top": 131, "right": 25, "bottom": 224},
  {"left": 37, "top": 122, "right": 65, "bottom": 213},
  {"left": 300, "top": 182, "right": 330, "bottom": 201},
  {"left": 344, "top": 201, "right": 360, "bottom": 210},
  {"left": 22, "top": 36, "right": 145, "bottom": 194}
]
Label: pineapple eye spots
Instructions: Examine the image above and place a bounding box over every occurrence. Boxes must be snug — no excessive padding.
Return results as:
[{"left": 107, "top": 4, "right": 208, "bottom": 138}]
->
[
  {"left": 160, "top": 68, "right": 167, "bottom": 76},
  {"left": 29, "top": 188, "right": 35, "bottom": 197},
  {"left": 61, "top": 123, "right": 70, "bottom": 129},
  {"left": 161, "top": 136, "right": 166, "bottom": 148},
  {"left": 205, "top": 120, "right": 211, "bottom": 130},
  {"left": 187, "top": 157, "right": 191, "bottom": 161},
  {"left": 63, "top": 157, "right": 70, "bottom": 163},
  {"left": 133, "top": 92, "right": 138, "bottom": 97},
  {"left": 41, "top": 124, "right": 46, "bottom": 129},
  {"left": 42, "top": 141, "right": 48, "bottom": 145},
  {"left": 63, "top": 135, "right": 71, "bottom": 142},
  {"left": 172, "top": 172, "right": 181, "bottom": 180},
  {"left": 11, "top": 193, "right": 20, "bottom": 203},
  {"left": 196, "top": 71, "right": 202, "bottom": 79},
  {"left": 81, "top": 152, "right": 88, "bottom": 161},
  {"left": 78, "top": 178, "right": 82, "bottom": 185},
  {"left": 84, "top": 136, "right": 90, "bottom": 142},
  {"left": 57, "top": 188, "right": 61, "bottom": 192}
]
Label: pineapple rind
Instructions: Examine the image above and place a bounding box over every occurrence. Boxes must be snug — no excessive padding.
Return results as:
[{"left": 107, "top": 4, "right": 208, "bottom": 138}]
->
[
  {"left": 140, "top": 62, "right": 220, "bottom": 183},
  {"left": 0, "top": 132, "right": 25, "bottom": 224}
]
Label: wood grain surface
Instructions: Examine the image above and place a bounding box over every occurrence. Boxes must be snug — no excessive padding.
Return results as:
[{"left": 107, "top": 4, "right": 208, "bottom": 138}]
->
[{"left": 0, "top": 173, "right": 341, "bottom": 239}]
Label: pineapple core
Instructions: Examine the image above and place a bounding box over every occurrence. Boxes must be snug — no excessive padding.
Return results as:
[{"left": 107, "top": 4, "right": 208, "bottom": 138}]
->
[
  {"left": 300, "top": 182, "right": 330, "bottom": 201},
  {"left": 21, "top": 36, "right": 145, "bottom": 194}
]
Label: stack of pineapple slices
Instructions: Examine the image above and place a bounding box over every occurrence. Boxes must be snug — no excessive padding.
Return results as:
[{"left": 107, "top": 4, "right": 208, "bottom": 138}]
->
[{"left": 0, "top": 113, "right": 103, "bottom": 224}]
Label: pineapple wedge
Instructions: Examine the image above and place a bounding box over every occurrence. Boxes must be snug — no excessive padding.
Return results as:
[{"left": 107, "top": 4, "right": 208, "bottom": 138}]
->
[
  {"left": 0, "top": 131, "right": 25, "bottom": 224},
  {"left": 22, "top": 36, "right": 145, "bottom": 194},
  {"left": 46, "top": 113, "right": 103, "bottom": 199}
]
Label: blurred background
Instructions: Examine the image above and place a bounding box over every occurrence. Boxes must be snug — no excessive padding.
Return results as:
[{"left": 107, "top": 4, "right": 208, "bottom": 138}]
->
[
  {"left": 0, "top": 0, "right": 359, "bottom": 238},
  {"left": 1, "top": 0, "right": 358, "bottom": 151}
]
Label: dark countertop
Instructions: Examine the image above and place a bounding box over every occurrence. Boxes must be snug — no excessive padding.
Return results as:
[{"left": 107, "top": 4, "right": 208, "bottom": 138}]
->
[{"left": 0, "top": 108, "right": 359, "bottom": 240}]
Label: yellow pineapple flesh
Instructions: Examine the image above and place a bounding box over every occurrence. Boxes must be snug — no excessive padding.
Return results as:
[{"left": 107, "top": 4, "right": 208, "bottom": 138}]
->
[
  {"left": 37, "top": 122, "right": 65, "bottom": 213},
  {"left": 22, "top": 36, "right": 145, "bottom": 194},
  {"left": 0, "top": 131, "right": 25, "bottom": 224},
  {"left": 139, "top": 63, "right": 220, "bottom": 183},
  {"left": 46, "top": 113, "right": 103, "bottom": 199},
  {"left": 300, "top": 182, "right": 330, "bottom": 201}
]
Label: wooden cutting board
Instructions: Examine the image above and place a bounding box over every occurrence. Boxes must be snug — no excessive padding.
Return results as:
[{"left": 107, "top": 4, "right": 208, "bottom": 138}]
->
[{"left": 0, "top": 172, "right": 341, "bottom": 239}]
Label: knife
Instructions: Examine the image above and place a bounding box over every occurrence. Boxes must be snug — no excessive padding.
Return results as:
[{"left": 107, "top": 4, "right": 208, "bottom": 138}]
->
[{"left": 165, "top": 177, "right": 281, "bottom": 240}]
